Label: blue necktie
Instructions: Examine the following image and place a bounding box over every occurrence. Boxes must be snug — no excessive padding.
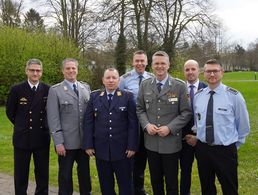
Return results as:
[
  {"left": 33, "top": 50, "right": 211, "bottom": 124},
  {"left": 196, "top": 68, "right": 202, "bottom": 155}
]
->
[
  {"left": 108, "top": 94, "right": 113, "bottom": 107},
  {"left": 73, "top": 84, "right": 78, "bottom": 96},
  {"left": 157, "top": 82, "right": 162, "bottom": 93},
  {"left": 139, "top": 75, "right": 143, "bottom": 86},
  {"left": 206, "top": 91, "right": 215, "bottom": 144}
]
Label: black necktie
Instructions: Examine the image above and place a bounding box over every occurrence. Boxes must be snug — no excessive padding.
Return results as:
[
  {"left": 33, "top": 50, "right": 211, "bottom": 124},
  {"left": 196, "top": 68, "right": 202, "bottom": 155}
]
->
[
  {"left": 139, "top": 75, "right": 143, "bottom": 86},
  {"left": 189, "top": 85, "right": 195, "bottom": 113},
  {"left": 108, "top": 94, "right": 113, "bottom": 106},
  {"left": 32, "top": 86, "right": 36, "bottom": 93},
  {"left": 157, "top": 82, "right": 162, "bottom": 93},
  {"left": 73, "top": 84, "right": 78, "bottom": 96},
  {"left": 206, "top": 91, "right": 215, "bottom": 144}
]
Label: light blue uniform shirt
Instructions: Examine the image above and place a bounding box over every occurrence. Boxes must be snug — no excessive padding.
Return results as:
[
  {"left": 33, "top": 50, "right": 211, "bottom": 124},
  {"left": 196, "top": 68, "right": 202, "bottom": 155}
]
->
[
  {"left": 194, "top": 83, "right": 250, "bottom": 148},
  {"left": 119, "top": 69, "right": 154, "bottom": 102}
]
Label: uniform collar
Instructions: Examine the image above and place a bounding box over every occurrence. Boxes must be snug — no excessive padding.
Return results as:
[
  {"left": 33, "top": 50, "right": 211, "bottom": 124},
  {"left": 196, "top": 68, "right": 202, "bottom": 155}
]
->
[
  {"left": 132, "top": 69, "right": 148, "bottom": 79},
  {"left": 186, "top": 79, "right": 199, "bottom": 89},
  {"left": 27, "top": 80, "right": 39, "bottom": 89},
  {"left": 206, "top": 82, "right": 224, "bottom": 95},
  {"left": 64, "top": 79, "right": 78, "bottom": 90}
]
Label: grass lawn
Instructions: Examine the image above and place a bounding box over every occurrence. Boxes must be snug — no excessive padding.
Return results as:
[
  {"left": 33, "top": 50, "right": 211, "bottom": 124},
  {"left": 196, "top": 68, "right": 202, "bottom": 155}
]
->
[{"left": 0, "top": 71, "right": 258, "bottom": 194}]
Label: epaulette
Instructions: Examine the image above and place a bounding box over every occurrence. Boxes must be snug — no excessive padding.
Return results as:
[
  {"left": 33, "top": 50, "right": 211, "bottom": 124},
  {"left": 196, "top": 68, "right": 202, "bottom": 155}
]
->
[
  {"left": 175, "top": 78, "right": 185, "bottom": 84},
  {"left": 227, "top": 87, "right": 238, "bottom": 95},
  {"left": 91, "top": 89, "right": 101, "bottom": 93},
  {"left": 121, "top": 72, "right": 131, "bottom": 79},
  {"left": 79, "top": 81, "right": 89, "bottom": 86},
  {"left": 142, "top": 77, "right": 152, "bottom": 83},
  {"left": 195, "top": 88, "right": 204, "bottom": 95},
  {"left": 147, "top": 72, "right": 155, "bottom": 77},
  {"left": 52, "top": 83, "right": 61, "bottom": 88}
]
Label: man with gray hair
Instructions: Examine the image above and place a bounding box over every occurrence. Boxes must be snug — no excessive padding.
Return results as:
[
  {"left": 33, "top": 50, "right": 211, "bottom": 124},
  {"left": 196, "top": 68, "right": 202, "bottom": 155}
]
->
[
  {"left": 6, "top": 59, "right": 50, "bottom": 194},
  {"left": 47, "top": 58, "right": 92, "bottom": 195}
]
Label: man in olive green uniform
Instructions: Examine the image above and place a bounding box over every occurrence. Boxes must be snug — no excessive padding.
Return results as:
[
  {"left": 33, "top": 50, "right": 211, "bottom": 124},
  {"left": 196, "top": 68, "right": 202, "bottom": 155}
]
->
[{"left": 137, "top": 51, "right": 192, "bottom": 195}]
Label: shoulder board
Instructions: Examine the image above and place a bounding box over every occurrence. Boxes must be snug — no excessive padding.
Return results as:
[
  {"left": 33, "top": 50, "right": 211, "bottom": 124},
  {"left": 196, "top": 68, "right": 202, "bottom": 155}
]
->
[
  {"left": 147, "top": 72, "right": 155, "bottom": 77},
  {"left": 79, "top": 81, "right": 89, "bottom": 86},
  {"left": 91, "top": 89, "right": 101, "bottom": 93},
  {"left": 52, "top": 83, "right": 62, "bottom": 88},
  {"left": 142, "top": 77, "right": 152, "bottom": 83},
  {"left": 121, "top": 72, "right": 131, "bottom": 78},
  {"left": 175, "top": 78, "right": 185, "bottom": 84},
  {"left": 227, "top": 87, "right": 238, "bottom": 95},
  {"left": 116, "top": 90, "right": 123, "bottom": 96},
  {"left": 195, "top": 88, "right": 204, "bottom": 95}
]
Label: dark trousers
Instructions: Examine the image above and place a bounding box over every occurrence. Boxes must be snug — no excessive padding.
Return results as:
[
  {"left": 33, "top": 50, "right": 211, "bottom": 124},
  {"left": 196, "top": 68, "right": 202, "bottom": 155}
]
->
[
  {"left": 179, "top": 142, "right": 195, "bottom": 195},
  {"left": 96, "top": 158, "right": 133, "bottom": 195},
  {"left": 133, "top": 128, "right": 148, "bottom": 195},
  {"left": 195, "top": 141, "right": 238, "bottom": 195},
  {"left": 58, "top": 149, "right": 91, "bottom": 195},
  {"left": 14, "top": 146, "right": 49, "bottom": 195},
  {"left": 147, "top": 149, "right": 179, "bottom": 195}
]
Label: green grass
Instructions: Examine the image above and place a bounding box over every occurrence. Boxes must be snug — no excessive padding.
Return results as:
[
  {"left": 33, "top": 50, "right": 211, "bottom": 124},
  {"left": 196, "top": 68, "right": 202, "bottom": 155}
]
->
[{"left": 1, "top": 71, "right": 258, "bottom": 194}]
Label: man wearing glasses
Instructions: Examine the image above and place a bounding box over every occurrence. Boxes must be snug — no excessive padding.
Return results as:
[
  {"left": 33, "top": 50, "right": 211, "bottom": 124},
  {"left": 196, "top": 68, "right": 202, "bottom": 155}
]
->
[
  {"left": 194, "top": 59, "right": 250, "bottom": 195},
  {"left": 6, "top": 59, "right": 50, "bottom": 195}
]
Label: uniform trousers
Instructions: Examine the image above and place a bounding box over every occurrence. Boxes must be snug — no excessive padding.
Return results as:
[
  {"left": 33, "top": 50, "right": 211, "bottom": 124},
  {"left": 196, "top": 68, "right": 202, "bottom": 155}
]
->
[
  {"left": 133, "top": 127, "right": 148, "bottom": 195},
  {"left": 195, "top": 141, "right": 238, "bottom": 195},
  {"left": 58, "top": 149, "right": 91, "bottom": 195},
  {"left": 14, "top": 146, "right": 49, "bottom": 195},
  {"left": 179, "top": 141, "right": 195, "bottom": 195},
  {"left": 96, "top": 158, "right": 133, "bottom": 195},
  {"left": 147, "top": 149, "right": 179, "bottom": 195}
]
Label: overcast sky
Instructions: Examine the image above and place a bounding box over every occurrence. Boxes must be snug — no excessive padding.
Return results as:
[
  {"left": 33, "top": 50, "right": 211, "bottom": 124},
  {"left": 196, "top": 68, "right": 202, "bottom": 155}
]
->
[
  {"left": 214, "top": 0, "right": 258, "bottom": 47},
  {"left": 22, "top": 0, "right": 258, "bottom": 48}
]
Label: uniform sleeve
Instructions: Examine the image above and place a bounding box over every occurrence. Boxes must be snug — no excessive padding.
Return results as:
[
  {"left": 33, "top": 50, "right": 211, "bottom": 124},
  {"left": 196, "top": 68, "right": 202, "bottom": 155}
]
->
[
  {"left": 119, "top": 76, "right": 126, "bottom": 90},
  {"left": 47, "top": 87, "right": 64, "bottom": 146},
  {"left": 126, "top": 92, "right": 139, "bottom": 151},
  {"left": 83, "top": 93, "right": 95, "bottom": 149},
  {"left": 235, "top": 93, "right": 250, "bottom": 148},
  {"left": 136, "top": 83, "right": 150, "bottom": 129},
  {"left": 167, "top": 84, "right": 192, "bottom": 135},
  {"left": 6, "top": 86, "right": 17, "bottom": 124}
]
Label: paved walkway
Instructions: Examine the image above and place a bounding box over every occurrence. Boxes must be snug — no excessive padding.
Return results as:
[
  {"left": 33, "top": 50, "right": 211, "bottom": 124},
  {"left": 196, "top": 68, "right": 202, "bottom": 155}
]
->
[{"left": 0, "top": 172, "right": 79, "bottom": 195}]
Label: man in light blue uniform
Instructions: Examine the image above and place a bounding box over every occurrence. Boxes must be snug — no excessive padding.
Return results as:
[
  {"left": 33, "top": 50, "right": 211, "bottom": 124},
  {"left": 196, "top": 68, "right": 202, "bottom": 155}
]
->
[
  {"left": 194, "top": 59, "right": 250, "bottom": 195},
  {"left": 119, "top": 50, "right": 154, "bottom": 195}
]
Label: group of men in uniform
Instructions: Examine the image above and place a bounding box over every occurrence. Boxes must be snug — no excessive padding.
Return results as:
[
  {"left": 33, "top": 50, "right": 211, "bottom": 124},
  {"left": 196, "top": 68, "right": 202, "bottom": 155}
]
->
[{"left": 6, "top": 51, "right": 250, "bottom": 195}]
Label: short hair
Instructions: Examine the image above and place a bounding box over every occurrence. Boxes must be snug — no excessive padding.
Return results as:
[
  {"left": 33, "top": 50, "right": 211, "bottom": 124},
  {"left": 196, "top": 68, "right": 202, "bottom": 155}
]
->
[
  {"left": 152, "top": 51, "right": 170, "bottom": 64},
  {"left": 133, "top": 50, "right": 147, "bottom": 56},
  {"left": 26, "top": 59, "right": 43, "bottom": 70},
  {"left": 103, "top": 67, "right": 119, "bottom": 77},
  {"left": 62, "top": 58, "right": 78, "bottom": 69},
  {"left": 205, "top": 59, "right": 222, "bottom": 67},
  {"left": 184, "top": 59, "right": 199, "bottom": 68}
]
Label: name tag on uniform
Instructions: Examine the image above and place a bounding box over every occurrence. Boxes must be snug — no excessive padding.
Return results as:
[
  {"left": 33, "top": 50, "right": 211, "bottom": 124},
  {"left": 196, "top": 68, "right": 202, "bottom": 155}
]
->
[
  {"left": 119, "top": 106, "right": 126, "bottom": 111},
  {"left": 168, "top": 97, "right": 178, "bottom": 102}
]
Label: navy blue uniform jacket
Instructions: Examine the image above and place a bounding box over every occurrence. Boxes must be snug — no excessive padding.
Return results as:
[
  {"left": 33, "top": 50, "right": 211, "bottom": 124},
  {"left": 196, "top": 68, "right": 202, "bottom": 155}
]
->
[
  {"left": 6, "top": 81, "right": 50, "bottom": 149},
  {"left": 83, "top": 89, "right": 139, "bottom": 161},
  {"left": 182, "top": 81, "right": 207, "bottom": 138}
]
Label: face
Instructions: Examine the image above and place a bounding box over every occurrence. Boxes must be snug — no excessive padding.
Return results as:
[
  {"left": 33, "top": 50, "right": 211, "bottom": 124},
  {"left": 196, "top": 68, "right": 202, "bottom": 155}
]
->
[
  {"left": 184, "top": 62, "right": 199, "bottom": 84},
  {"left": 152, "top": 56, "right": 170, "bottom": 80},
  {"left": 26, "top": 64, "right": 42, "bottom": 84},
  {"left": 102, "top": 70, "right": 120, "bottom": 92},
  {"left": 204, "top": 63, "right": 223, "bottom": 86},
  {"left": 133, "top": 54, "right": 147, "bottom": 74},
  {"left": 62, "top": 61, "right": 78, "bottom": 82}
]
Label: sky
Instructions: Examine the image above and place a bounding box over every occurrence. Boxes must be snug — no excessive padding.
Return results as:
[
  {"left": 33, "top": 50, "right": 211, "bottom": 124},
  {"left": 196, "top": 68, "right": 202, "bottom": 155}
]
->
[
  {"left": 214, "top": 0, "right": 258, "bottom": 47},
  {"left": 22, "top": 0, "right": 258, "bottom": 48}
]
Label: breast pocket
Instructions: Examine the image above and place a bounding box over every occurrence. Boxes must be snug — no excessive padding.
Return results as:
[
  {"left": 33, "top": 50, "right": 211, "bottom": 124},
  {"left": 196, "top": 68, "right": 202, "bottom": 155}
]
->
[
  {"left": 144, "top": 95, "right": 153, "bottom": 110},
  {"left": 60, "top": 100, "right": 73, "bottom": 113},
  {"left": 215, "top": 107, "right": 233, "bottom": 125}
]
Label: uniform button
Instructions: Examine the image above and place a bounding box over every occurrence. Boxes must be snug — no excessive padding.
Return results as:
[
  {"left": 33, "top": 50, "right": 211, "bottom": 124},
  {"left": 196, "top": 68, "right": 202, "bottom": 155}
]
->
[
  {"left": 158, "top": 124, "right": 160, "bottom": 127},
  {"left": 40, "top": 119, "right": 42, "bottom": 121},
  {"left": 30, "top": 119, "right": 32, "bottom": 122},
  {"left": 109, "top": 134, "right": 112, "bottom": 137},
  {"left": 109, "top": 120, "right": 112, "bottom": 123},
  {"left": 40, "top": 111, "right": 43, "bottom": 113},
  {"left": 80, "top": 110, "right": 82, "bottom": 112},
  {"left": 109, "top": 127, "right": 112, "bottom": 130},
  {"left": 158, "top": 108, "right": 160, "bottom": 111},
  {"left": 158, "top": 100, "right": 161, "bottom": 102},
  {"left": 29, "top": 111, "right": 32, "bottom": 114},
  {"left": 157, "top": 116, "right": 160, "bottom": 119},
  {"left": 29, "top": 127, "right": 32, "bottom": 129},
  {"left": 40, "top": 126, "right": 43, "bottom": 128},
  {"left": 110, "top": 112, "right": 112, "bottom": 115},
  {"left": 79, "top": 103, "right": 81, "bottom": 106}
]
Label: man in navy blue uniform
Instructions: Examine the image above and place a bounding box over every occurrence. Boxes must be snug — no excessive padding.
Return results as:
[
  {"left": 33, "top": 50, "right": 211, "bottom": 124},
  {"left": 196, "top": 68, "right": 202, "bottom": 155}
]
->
[
  {"left": 6, "top": 59, "right": 50, "bottom": 195},
  {"left": 179, "top": 60, "right": 207, "bottom": 195},
  {"left": 83, "top": 68, "right": 139, "bottom": 195}
]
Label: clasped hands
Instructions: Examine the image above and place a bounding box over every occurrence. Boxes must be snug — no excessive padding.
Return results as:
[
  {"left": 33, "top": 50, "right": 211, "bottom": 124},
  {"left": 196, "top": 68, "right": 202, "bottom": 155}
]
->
[{"left": 146, "top": 124, "right": 170, "bottom": 137}]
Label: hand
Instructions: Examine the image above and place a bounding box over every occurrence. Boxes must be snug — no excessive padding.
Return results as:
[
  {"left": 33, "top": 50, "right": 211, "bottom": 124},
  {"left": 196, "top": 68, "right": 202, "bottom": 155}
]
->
[
  {"left": 157, "top": 126, "right": 170, "bottom": 137},
  {"left": 56, "top": 144, "right": 66, "bottom": 156},
  {"left": 146, "top": 124, "right": 159, "bottom": 135},
  {"left": 184, "top": 134, "right": 197, "bottom": 146},
  {"left": 126, "top": 150, "right": 135, "bottom": 158},
  {"left": 86, "top": 149, "right": 95, "bottom": 157}
]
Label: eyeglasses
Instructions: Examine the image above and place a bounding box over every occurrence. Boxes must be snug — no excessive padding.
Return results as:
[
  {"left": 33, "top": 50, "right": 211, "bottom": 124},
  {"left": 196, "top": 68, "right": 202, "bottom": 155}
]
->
[
  {"left": 28, "top": 69, "right": 42, "bottom": 73},
  {"left": 204, "top": 70, "right": 221, "bottom": 74}
]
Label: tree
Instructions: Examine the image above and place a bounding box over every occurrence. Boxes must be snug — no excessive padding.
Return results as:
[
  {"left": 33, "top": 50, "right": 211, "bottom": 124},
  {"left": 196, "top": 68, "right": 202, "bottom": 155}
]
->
[
  {"left": 0, "top": 0, "right": 22, "bottom": 27},
  {"left": 23, "top": 8, "right": 44, "bottom": 32}
]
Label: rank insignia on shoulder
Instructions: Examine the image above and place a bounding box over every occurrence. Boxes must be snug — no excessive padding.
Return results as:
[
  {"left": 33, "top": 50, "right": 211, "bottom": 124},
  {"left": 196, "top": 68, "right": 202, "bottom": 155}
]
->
[
  {"left": 122, "top": 72, "right": 131, "bottom": 78},
  {"left": 117, "top": 91, "right": 122, "bottom": 96},
  {"left": 175, "top": 78, "right": 185, "bottom": 84},
  {"left": 64, "top": 86, "right": 68, "bottom": 91},
  {"left": 99, "top": 91, "right": 105, "bottom": 96},
  {"left": 227, "top": 87, "right": 238, "bottom": 95}
]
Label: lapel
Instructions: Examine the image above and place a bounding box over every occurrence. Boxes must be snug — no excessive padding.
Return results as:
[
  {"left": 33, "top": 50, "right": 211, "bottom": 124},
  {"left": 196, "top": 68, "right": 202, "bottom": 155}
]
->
[
  {"left": 150, "top": 79, "right": 159, "bottom": 95},
  {"left": 159, "top": 78, "right": 172, "bottom": 97},
  {"left": 30, "top": 82, "right": 44, "bottom": 109},
  {"left": 99, "top": 90, "right": 109, "bottom": 110},
  {"left": 62, "top": 81, "right": 78, "bottom": 99},
  {"left": 109, "top": 90, "right": 121, "bottom": 111}
]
